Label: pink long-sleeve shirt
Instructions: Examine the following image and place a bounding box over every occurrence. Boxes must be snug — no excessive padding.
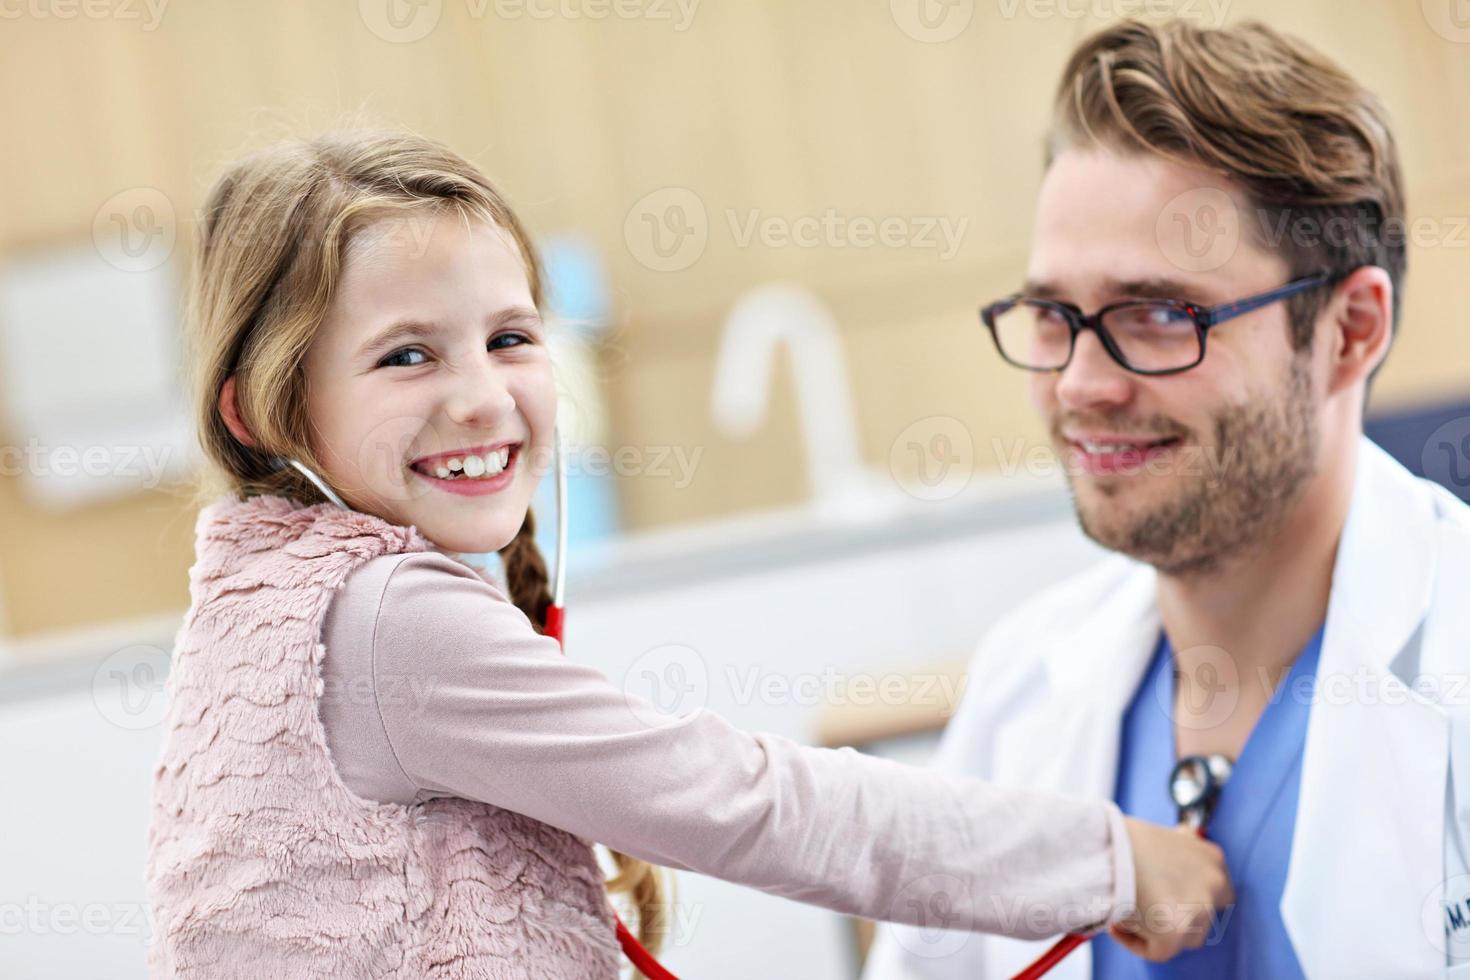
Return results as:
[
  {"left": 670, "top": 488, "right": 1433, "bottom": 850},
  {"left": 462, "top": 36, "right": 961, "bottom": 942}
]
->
[{"left": 316, "top": 549, "right": 1136, "bottom": 937}]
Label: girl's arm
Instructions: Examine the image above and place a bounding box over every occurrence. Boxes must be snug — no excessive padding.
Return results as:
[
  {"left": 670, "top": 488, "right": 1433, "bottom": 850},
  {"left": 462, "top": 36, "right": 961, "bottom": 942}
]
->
[{"left": 319, "top": 551, "right": 1134, "bottom": 941}]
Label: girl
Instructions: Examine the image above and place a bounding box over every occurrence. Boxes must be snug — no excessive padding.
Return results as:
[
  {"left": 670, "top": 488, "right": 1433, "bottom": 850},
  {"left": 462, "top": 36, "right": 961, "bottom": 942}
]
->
[{"left": 144, "top": 128, "right": 1229, "bottom": 979}]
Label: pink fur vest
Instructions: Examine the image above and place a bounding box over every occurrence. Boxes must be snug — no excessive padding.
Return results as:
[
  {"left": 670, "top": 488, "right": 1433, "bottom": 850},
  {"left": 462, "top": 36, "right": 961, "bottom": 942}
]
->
[{"left": 144, "top": 493, "right": 620, "bottom": 979}]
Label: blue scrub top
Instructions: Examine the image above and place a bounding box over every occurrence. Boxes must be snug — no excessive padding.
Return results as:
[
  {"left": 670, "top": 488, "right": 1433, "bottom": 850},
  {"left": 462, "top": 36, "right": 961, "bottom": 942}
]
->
[{"left": 1092, "top": 621, "right": 1326, "bottom": 979}]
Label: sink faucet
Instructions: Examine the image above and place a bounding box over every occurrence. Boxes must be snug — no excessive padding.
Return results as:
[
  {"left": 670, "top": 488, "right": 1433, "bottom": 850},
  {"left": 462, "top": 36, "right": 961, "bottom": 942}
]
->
[{"left": 710, "top": 283, "right": 897, "bottom": 521}]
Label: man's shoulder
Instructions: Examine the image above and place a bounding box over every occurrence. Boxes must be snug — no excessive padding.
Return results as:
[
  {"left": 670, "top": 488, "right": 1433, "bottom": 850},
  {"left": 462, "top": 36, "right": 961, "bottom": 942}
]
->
[
  {"left": 1425, "top": 478, "right": 1470, "bottom": 542},
  {"left": 967, "top": 552, "right": 1150, "bottom": 689}
]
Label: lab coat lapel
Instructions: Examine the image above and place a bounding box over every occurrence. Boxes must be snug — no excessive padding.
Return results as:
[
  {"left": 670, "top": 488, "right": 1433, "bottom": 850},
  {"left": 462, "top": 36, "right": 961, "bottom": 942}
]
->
[
  {"left": 984, "top": 562, "right": 1162, "bottom": 980},
  {"left": 1282, "top": 436, "right": 1448, "bottom": 980}
]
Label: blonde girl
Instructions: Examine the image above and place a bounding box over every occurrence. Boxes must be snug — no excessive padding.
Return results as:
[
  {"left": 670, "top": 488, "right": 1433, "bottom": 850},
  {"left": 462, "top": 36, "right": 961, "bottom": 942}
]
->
[{"left": 143, "top": 128, "right": 1230, "bottom": 979}]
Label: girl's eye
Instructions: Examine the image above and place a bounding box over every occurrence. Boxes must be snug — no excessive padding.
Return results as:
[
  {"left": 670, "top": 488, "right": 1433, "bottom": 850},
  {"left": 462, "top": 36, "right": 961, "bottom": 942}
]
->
[
  {"left": 379, "top": 347, "right": 428, "bottom": 368},
  {"left": 489, "top": 331, "right": 531, "bottom": 351},
  {"left": 377, "top": 332, "right": 534, "bottom": 368}
]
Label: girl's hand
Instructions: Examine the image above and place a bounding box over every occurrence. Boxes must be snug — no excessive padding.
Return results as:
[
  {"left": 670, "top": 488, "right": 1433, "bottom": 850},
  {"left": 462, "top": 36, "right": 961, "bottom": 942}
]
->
[{"left": 1113, "top": 817, "right": 1234, "bottom": 961}]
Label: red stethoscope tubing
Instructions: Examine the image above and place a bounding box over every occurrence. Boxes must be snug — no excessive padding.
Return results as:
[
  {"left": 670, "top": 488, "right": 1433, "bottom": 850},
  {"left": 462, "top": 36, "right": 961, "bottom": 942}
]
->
[
  {"left": 543, "top": 602, "right": 679, "bottom": 975},
  {"left": 542, "top": 604, "right": 681, "bottom": 980},
  {"left": 545, "top": 427, "right": 681, "bottom": 979},
  {"left": 1008, "top": 825, "right": 1208, "bottom": 980}
]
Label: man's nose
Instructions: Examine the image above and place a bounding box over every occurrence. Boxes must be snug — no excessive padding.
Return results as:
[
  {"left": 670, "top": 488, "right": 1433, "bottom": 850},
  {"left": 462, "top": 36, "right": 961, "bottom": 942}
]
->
[{"left": 1053, "top": 328, "right": 1135, "bottom": 411}]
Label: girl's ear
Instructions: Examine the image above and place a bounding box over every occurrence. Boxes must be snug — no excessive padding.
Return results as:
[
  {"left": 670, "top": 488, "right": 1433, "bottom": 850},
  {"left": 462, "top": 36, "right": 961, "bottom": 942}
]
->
[{"left": 219, "top": 375, "right": 259, "bottom": 448}]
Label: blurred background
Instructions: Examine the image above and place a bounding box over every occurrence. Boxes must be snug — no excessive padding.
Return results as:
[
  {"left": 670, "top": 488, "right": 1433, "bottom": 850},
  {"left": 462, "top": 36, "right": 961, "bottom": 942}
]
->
[{"left": 1, "top": 1, "right": 1467, "bottom": 977}]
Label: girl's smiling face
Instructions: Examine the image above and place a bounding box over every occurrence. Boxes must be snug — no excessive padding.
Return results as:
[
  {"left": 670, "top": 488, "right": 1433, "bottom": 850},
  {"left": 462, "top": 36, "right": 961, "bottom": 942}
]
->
[{"left": 301, "top": 209, "right": 555, "bottom": 555}]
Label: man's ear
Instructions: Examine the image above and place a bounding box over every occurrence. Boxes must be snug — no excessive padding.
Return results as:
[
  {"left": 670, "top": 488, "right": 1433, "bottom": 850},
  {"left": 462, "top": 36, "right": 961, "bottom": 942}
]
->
[
  {"left": 218, "top": 374, "right": 259, "bottom": 449},
  {"left": 1324, "top": 265, "right": 1393, "bottom": 398}
]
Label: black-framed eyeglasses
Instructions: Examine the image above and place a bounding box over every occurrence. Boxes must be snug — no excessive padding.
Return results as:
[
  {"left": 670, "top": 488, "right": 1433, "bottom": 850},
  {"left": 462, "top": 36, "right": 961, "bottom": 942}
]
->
[{"left": 979, "top": 271, "right": 1337, "bottom": 376}]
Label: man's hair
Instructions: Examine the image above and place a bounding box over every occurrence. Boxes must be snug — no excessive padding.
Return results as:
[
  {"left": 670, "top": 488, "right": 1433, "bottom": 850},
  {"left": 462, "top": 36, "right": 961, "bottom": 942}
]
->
[{"left": 1046, "top": 19, "right": 1406, "bottom": 363}]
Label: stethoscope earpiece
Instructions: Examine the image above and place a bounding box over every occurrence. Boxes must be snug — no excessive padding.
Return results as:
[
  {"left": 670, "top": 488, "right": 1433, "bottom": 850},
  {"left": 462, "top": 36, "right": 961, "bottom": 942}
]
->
[{"left": 277, "top": 456, "right": 350, "bottom": 510}]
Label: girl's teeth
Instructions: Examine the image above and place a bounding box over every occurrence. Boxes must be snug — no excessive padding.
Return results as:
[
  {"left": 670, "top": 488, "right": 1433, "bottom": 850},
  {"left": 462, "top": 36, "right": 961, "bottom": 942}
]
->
[{"left": 422, "top": 448, "right": 514, "bottom": 481}]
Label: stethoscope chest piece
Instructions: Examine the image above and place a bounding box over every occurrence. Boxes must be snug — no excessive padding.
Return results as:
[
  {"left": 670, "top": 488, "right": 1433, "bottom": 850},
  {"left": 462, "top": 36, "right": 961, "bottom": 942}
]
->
[{"left": 1169, "top": 753, "right": 1234, "bottom": 831}]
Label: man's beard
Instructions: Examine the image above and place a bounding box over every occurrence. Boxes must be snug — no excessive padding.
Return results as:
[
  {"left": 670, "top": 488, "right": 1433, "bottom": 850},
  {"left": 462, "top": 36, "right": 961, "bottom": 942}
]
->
[{"left": 1062, "top": 355, "right": 1320, "bottom": 577}]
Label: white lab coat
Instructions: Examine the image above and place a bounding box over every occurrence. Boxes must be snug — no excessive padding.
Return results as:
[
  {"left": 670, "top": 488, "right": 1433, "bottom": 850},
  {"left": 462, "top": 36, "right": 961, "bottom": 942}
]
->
[{"left": 862, "top": 435, "right": 1470, "bottom": 980}]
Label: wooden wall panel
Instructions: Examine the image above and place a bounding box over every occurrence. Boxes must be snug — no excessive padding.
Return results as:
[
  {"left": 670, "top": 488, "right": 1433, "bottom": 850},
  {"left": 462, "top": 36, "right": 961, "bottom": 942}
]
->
[{"left": 0, "top": 0, "right": 1464, "bottom": 642}]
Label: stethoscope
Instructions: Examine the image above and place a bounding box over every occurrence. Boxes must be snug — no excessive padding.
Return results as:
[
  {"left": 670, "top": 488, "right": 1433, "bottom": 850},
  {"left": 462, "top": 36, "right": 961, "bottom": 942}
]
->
[
  {"left": 286, "top": 435, "right": 1235, "bottom": 980},
  {"left": 281, "top": 428, "right": 570, "bottom": 643},
  {"left": 1011, "top": 754, "right": 1234, "bottom": 980},
  {"left": 281, "top": 431, "right": 678, "bottom": 980}
]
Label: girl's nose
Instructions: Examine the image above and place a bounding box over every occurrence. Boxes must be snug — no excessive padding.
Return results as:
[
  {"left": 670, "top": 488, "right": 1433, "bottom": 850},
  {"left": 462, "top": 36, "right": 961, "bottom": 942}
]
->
[{"left": 444, "top": 357, "right": 517, "bottom": 429}]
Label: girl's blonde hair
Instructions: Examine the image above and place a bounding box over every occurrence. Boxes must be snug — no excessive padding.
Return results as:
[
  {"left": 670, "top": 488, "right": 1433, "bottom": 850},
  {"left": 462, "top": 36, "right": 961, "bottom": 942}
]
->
[{"left": 183, "top": 126, "right": 670, "bottom": 959}]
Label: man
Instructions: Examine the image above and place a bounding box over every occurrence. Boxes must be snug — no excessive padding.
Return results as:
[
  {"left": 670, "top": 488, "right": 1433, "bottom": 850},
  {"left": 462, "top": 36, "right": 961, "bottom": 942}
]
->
[{"left": 863, "top": 18, "right": 1470, "bottom": 980}]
